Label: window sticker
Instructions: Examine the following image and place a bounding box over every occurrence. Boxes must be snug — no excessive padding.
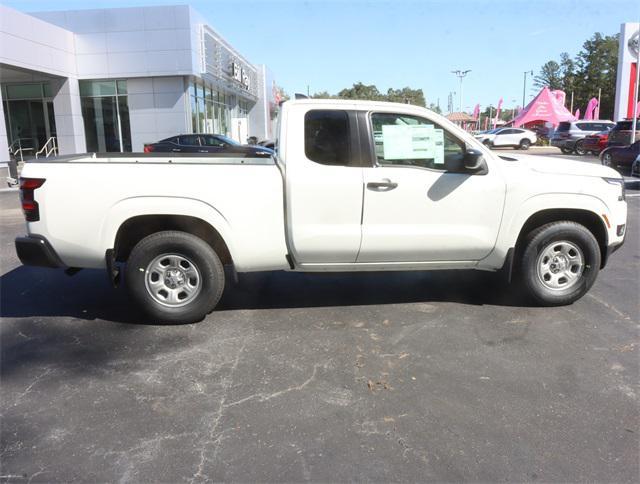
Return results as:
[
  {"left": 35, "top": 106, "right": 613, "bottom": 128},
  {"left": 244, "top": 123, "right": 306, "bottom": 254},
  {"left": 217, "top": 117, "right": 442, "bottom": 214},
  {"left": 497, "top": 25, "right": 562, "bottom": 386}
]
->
[
  {"left": 433, "top": 129, "right": 444, "bottom": 165},
  {"left": 381, "top": 124, "right": 436, "bottom": 160}
]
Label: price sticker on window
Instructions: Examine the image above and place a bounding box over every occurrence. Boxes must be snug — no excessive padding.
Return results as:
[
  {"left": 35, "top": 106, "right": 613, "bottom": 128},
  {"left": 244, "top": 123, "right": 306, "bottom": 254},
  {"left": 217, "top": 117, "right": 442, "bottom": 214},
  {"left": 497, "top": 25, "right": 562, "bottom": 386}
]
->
[{"left": 382, "top": 124, "right": 436, "bottom": 160}]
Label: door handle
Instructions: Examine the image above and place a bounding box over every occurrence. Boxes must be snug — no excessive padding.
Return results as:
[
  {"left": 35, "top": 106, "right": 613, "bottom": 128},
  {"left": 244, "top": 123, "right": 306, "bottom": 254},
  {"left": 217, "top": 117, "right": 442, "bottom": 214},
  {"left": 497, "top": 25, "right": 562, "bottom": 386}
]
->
[{"left": 367, "top": 179, "right": 398, "bottom": 191}]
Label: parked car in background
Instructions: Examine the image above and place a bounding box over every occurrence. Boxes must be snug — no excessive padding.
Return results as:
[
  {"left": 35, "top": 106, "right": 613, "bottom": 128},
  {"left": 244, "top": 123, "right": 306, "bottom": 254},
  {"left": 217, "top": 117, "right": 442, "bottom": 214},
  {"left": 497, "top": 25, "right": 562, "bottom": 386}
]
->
[
  {"left": 550, "top": 120, "right": 616, "bottom": 155},
  {"left": 144, "top": 134, "right": 274, "bottom": 156},
  {"left": 258, "top": 139, "right": 275, "bottom": 150},
  {"left": 474, "top": 127, "right": 537, "bottom": 149},
  {"left": 607, "top": 119, "right": 640, "bottom": 147},
  {"left": 600, "top": 140, "right": 640, "bottom": 173},
  {"left": 582, "top": 130, "right": 612, "bottom": 155}
]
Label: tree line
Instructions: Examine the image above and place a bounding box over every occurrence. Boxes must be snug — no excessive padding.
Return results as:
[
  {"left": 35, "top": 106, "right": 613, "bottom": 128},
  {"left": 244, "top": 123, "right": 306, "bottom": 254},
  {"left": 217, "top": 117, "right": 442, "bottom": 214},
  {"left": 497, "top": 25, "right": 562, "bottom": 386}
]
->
[
  {"left": 533, "top": 32, "right": 618, "bottom": 120},
  {"left": 310, "top": 82, "right": 441, "bottom": 113}
]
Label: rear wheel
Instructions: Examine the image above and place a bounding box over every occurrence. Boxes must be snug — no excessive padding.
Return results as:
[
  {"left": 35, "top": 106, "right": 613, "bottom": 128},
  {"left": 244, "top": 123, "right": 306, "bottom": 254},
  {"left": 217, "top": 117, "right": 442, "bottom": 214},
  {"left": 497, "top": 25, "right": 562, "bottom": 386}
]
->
[
  {"left": 519, "top": 138, "right": 531, "bottom": 150},
  {"left": 574, "top": 139, "right": 588, "bottom": 156},
  {"left": 519, "top": 222, "right": 600, "bottom": 306},
  {"left": 125, "top": 231, "right": 225, "bottom": 324},
  {"left": 483, "top": 139, "right": 492, "bottom": 148}
]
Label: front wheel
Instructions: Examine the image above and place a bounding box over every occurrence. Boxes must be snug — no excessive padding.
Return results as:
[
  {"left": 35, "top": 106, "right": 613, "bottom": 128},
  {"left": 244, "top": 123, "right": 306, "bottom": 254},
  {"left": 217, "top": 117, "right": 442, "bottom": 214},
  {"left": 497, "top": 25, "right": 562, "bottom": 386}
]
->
[
  {"left": 601, "top": 152, "right": 616, "bottom": 169},
  {"left": 519, "top": 222, "right": 600, "bottom": 306},
  {"left": 125, "top": 231, "right": 225, "bottom": 324},
  {"left": 560, "top": 146, "right": 573, "bottom": 154},
  {"left": 519, "top": 138, "right": 531, "bottom": 150}
]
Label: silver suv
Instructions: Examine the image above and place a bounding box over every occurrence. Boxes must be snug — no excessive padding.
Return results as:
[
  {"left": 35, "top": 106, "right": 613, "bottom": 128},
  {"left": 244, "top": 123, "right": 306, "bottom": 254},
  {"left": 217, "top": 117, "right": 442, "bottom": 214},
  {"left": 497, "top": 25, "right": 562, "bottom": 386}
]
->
[{"left": 551, "top": 120, "right": 615, "bottom": 155}]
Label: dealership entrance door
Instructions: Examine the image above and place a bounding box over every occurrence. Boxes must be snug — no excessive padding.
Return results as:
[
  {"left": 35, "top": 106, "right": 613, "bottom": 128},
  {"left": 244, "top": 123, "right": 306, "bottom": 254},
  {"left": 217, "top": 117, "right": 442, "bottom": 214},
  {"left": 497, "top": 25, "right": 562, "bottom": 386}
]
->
[{"left": 2, "top": 82, "right": 56, "bottom": 158}]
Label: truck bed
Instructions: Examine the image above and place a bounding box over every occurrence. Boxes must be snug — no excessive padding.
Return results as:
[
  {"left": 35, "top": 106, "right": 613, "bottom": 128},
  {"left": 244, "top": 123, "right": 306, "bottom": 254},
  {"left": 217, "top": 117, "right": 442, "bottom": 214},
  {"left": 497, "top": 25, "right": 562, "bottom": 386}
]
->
[{"left": 20, "top": 152, "right": 288, "bottom": 272}]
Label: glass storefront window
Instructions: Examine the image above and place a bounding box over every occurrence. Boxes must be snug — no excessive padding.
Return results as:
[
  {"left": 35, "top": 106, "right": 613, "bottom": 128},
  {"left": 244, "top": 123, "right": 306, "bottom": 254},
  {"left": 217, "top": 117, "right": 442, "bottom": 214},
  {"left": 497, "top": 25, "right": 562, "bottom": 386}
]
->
[
  {"left": 191, "top": 94, "right": 197, "bottom": 134},
  {"left": 6, "top": 84, "right": 44, "bottom": 100},
  {"left": 205, "top": 101, "right": 214, "bottom": 133},
  {"left": 116, "top": 80, "right": 127, "bottom": 95},
  {"left": 79, "top": 80, "right": 117, "bottom": 97},
  {"left": 197, "top": 95, "right": 205, "bottom": 133},
  {"left": 3, "top": 82, "right": 56, "bottom": 152},
  {"left": 80, "top": 80, "right": 131, "bottom": 152}
]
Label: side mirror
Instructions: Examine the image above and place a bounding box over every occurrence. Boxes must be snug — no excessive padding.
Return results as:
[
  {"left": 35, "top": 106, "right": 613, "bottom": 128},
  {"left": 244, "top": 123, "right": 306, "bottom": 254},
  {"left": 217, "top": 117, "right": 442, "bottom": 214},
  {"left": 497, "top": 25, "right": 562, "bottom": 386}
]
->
[{"left": 464, "top": 149, "right": 488, "bottom": 174}]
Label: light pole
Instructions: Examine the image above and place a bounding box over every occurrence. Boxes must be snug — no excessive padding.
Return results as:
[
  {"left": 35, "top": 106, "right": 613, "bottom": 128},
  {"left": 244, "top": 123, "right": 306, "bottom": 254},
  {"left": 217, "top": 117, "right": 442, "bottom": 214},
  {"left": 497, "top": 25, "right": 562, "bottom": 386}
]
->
[
  {"left": 451, "top": 70, "right": 471, "bottom": 112},
  {"left": 447, "top": 91, "right": 456, "bottom": 113},
  {"left": 522, "top": 70, "right": 533, "bottom": 108}
]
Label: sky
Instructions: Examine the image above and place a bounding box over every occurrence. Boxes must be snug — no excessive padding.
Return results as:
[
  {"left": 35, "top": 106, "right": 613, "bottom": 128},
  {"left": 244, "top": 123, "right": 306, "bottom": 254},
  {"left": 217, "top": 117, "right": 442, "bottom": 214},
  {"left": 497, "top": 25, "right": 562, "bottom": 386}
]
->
[{"left": 4, "top": 0, "right": 640, "bottom": 111}]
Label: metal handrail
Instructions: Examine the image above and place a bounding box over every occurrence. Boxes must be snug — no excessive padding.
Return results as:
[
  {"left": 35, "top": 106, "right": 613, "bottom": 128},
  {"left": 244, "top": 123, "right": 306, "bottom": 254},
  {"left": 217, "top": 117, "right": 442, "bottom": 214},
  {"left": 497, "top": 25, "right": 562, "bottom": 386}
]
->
[
  {"left": 35, "top": 137, "right": 58, "bottom": 159},
  {"left": 8, "top": 138, "right": 34, "bottom": 163}
]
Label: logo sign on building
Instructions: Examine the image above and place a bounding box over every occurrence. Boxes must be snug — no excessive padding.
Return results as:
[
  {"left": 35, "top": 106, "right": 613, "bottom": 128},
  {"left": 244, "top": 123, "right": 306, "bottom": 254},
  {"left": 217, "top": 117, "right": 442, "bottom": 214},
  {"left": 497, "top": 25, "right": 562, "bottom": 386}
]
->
[
  {"left": 231, "top": 61, "right": 251, "bottom": 90},
  {"left": 614, "top": 23, "right": 640, "bottom": 121}
]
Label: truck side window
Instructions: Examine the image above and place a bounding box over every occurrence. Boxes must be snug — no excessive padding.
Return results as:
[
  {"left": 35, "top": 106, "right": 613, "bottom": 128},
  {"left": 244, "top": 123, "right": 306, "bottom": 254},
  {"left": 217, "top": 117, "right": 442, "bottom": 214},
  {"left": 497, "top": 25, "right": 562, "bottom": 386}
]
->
[
  {"left": 304, "top": 110, "right": 351, "bottom": 165},
  {"left": 371, "top": 113, "right": 465, "bottom": 172}
]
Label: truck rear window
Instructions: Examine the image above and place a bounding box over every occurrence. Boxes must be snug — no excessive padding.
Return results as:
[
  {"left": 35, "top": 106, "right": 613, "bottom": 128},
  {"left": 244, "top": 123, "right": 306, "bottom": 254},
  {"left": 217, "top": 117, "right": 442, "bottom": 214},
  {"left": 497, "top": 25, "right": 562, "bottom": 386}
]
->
[{"left": 304, "top": 110, "right": 351, "bottom": 165}]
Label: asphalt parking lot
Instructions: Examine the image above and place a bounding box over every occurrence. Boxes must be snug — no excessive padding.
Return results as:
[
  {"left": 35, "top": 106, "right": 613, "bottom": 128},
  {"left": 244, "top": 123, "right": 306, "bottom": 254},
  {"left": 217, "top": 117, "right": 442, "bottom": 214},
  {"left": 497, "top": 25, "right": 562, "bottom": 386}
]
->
[{"left": 1, "top": 154, "right": 639, "bottom": 482}]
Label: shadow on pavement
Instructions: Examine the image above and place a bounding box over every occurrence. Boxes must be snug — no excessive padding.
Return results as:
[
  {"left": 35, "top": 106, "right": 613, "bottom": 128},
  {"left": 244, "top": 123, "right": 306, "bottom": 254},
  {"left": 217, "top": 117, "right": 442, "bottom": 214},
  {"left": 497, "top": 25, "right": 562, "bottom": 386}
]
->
[{"left": 0, "top": 264, "right": 530, "bottom": 324}]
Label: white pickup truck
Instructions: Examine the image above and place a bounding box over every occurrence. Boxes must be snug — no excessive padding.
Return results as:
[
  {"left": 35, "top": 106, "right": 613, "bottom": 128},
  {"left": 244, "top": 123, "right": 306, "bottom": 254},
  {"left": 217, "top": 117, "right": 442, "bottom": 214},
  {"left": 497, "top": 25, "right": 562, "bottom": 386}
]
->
[{"left": 15, "top": 100, "right": 627, "bottom": 323}]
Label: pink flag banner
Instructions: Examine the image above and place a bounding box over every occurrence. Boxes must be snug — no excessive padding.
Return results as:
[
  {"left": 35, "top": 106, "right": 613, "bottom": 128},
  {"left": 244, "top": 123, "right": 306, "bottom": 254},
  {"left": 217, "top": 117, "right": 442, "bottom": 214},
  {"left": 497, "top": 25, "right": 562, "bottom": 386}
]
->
[
  {"left": 483, "top": 116, "right": 488, "bottom": 130},
  {"left": 574, "top": 108, "right": 580, "bottom": 119},
  {"left": 493, "top": 98, "right": 503, "bottom": 128},
  {"left": 472, "top": 104, "right": 480, "bottom": 119},
  {"left": 584, "top": 98, "right": 598, "bottom": 120},
  {"left": 551, "top": 90, "right": 566, "bottom": 106}
]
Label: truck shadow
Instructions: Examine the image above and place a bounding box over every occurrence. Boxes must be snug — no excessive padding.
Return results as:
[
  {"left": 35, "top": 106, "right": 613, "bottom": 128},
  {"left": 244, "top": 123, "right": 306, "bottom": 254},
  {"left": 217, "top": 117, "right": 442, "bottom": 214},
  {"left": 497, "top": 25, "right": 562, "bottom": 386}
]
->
[{"left": 0, "top": 265, "right": 530, "bottom": 324}]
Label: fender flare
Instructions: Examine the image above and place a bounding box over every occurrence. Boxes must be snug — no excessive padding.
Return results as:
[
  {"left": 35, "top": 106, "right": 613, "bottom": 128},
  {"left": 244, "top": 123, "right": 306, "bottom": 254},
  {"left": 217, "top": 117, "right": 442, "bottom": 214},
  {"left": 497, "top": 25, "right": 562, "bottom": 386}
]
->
[
  {"left": 481, "top": 192, "right": 610, "bottom": 272},
  {"left": 99, "top": 196, "right": 238, "bottom": 264}
]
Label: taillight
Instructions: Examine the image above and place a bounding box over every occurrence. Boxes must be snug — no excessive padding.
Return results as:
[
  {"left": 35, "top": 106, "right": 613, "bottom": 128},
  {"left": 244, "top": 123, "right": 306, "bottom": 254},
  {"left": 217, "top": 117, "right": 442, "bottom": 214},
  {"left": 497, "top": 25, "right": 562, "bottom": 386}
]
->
[
  {"left": 144, "top": 144, "right": 154, "bottom": 153},
  {"left": 20, "top": 177, "right": 46, "bottom": 222}
]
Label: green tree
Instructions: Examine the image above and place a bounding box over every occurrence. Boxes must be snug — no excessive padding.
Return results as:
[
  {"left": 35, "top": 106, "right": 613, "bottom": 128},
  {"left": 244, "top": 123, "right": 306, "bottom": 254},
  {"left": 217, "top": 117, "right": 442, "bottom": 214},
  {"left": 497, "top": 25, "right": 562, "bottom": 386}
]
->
[
  {"left": 428, "top": 102, "right": 442, "bottom": 114},
  {"left": 559, "top": 52, "right": 576, "bottom": 102},
  {"left": 385, "top": 87, "right": 426, "bottom": 106},
  {"left": 533, "top": 61, "right": 562, "bottom": 90},
  {"left": 311, "top": 90, "right": 334, "bottom": 99},
  {"left": 337, "top": 82, "right": 384, "bottom": 101},
  {"left": 573, "top": 33, "right": 618, "bottom": 119}
]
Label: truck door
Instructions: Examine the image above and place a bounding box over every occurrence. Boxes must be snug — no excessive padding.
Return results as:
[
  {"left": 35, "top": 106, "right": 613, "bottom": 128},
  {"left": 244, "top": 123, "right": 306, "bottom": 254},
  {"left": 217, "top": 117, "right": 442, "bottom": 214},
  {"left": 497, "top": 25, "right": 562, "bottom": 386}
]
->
[
  {"left": 284, "top": 109, "right": 365, "bottom": 263},
  {"left": 357, "top": 111, "right": 505, "bottom": 263}
]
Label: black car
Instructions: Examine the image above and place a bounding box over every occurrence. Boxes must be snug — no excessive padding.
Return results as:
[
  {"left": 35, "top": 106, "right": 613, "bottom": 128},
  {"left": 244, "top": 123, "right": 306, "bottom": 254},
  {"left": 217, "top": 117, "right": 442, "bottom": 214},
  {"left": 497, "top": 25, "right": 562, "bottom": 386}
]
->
[
  {"left": 600, "top": 140, "right": 640, "bottom": 173},
  {"left": 144, "top": 134, "right": 273, "bottom": 156}
]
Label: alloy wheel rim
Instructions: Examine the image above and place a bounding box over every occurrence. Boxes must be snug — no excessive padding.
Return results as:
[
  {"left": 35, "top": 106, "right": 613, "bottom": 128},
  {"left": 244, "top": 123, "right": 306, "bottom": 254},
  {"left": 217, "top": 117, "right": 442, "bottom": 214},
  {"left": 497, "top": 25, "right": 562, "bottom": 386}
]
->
[
  {"left": 536, "top": 240, "right": 585, "bottom": 291},
  {"left": 144, "top": 253, "right": 202, "bottom": 307}
]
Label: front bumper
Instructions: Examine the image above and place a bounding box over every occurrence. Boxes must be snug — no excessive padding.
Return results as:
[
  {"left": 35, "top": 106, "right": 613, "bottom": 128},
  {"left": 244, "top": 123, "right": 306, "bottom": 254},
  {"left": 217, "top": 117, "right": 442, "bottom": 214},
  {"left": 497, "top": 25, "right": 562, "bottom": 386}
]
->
[{"left": 15, "top": 235, "right": 64, "bottom": 268}]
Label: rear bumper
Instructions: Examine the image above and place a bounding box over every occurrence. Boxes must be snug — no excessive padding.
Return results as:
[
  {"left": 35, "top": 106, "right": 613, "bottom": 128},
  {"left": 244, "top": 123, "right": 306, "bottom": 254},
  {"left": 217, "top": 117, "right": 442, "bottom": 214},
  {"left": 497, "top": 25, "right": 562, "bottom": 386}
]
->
[
  {"left": 15, "top": 235, "right": 64, "bottom": 268},
  {"left": 550, "top": 138, "right": 575, "bottom": 149}
]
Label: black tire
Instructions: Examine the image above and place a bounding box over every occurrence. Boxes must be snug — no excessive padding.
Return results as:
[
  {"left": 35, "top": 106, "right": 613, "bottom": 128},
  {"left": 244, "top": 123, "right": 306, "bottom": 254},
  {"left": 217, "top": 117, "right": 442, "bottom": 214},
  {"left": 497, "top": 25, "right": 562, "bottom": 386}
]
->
[
  {"left": 125, "top": 231, "right": 225, "bottom": 324},
  {"left": 601, "top": 152, "right": 617, "bottom": 169},
  {"left": 560, "top": 146, "right": 574, "bottom": 154},
  {"left": 574, "top": 139, "right": 587, "bottom": 156},
  {"left": 483, "top": 139, "right": 492, "bottom": 148},
  {"left": 519, "top": 138, "right": 531, "bottom": 150},
  {"left": 519, "top": 221, "right": 600, "bottom": 306}
]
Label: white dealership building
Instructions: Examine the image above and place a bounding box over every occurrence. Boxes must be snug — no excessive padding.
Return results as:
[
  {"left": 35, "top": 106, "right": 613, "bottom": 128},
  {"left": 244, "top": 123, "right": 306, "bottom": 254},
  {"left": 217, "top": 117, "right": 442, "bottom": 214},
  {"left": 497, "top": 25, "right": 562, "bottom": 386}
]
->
[{"left": 0, "top": 4, "right": 278, "bottom": 167}]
